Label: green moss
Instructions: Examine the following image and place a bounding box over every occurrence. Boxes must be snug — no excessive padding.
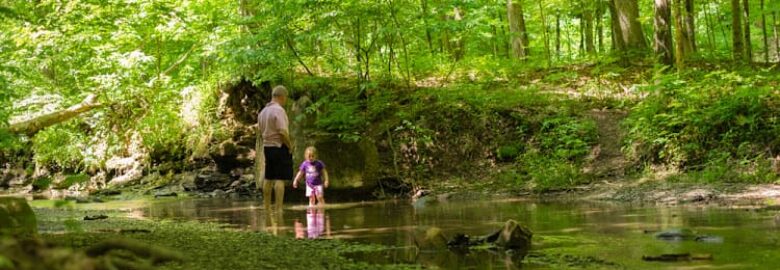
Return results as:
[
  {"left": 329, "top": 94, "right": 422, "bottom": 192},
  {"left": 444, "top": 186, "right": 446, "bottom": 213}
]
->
[
  {"left": 56, "top": 174, "right": 90, "bottom": 189},
  {"left": 34, "top": 208, "right": 415, "bottom": 270}
]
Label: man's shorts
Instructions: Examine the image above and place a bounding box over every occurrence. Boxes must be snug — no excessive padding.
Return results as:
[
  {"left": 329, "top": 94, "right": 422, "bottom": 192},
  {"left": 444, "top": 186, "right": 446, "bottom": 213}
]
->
[{"left": 264, "top": 145, "right": 293, "bottom": 180}]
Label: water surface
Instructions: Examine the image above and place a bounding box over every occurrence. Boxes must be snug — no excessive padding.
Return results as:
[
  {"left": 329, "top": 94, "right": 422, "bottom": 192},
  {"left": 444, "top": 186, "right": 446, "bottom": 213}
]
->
[{"left": 142, "top": 197, "right": 780, "bottom": 269}]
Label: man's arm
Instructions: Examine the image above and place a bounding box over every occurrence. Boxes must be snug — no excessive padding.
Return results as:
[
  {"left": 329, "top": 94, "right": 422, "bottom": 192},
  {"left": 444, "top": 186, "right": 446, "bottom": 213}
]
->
[{"left": 280, "top": 128, "right": 293, "bottom": 152}]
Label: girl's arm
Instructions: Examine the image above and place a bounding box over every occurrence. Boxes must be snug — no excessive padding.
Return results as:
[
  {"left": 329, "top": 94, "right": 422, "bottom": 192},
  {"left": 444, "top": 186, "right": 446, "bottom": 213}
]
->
[
  {"left": 293, "top": 170, "right": 303, "bottom": 188},
  {"left": 322, "top": 169, "right": 329, "bottom": 188}
]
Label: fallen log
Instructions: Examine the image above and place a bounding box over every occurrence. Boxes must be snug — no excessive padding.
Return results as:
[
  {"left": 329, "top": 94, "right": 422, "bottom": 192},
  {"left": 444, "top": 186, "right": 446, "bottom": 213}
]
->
[{"left": 8, "top": 94, "right": 102, "bottom": 135}]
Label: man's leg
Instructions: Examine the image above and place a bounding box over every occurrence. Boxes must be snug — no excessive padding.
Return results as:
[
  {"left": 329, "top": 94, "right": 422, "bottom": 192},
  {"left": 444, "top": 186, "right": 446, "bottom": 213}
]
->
[
  {"left": 263, "top": 179, "right": 274, "bottom": 210},
  {"left": 273, "top": 180, "right": 285, "bottom": 209}
]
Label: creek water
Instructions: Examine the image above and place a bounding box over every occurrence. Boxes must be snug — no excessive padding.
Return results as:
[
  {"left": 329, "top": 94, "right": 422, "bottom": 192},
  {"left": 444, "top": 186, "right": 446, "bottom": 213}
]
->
[{"left": 141, "top": 197, "right": 780, "bottom": 269}]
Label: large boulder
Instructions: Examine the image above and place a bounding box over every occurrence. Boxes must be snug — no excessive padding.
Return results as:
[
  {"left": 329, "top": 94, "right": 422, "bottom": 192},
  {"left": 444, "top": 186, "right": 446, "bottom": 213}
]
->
[
  {"left": 211, "top": 140, "right": 254, "bottom": 173},
  {"left": 311, "top": 138, "right": 379, "bottom": 189},
  {"left": 493, "top": 220, "right": 533, "bottom": 251},
  {"left": 193, "top": 169, "right": 232, "bottom": 191},
  {"left": 414, "top": 227, "right": 449, "bottom": 250}
]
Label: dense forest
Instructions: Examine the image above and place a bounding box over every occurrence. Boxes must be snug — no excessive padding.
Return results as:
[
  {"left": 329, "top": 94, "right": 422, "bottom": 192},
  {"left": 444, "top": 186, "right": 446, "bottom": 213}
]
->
[
  {"left": 4, "top": 1, "right": 780, "bottom": 270},
  {"left": 2, "top": 0, "right": 780, "bottom": 194}
]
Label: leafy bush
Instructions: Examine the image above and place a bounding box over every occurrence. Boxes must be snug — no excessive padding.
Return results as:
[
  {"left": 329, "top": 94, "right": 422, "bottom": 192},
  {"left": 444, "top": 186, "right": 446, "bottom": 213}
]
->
[
  {"left": 539, "top": 116, "right": 598, "bottom": 160},
  {"left": 31, "top": 125, "right": 87, "bottom": 171},
  {"left": 497, "top": 144, "right": 522, "bottom": 161},
  {"left": 56, "top": 174, "right": 90, "bottom": 189},
  {"left": 624, "top": 70, "right": 780, "bottom": 169},
  {"left": 520, "top": 152, "right": 586, "bottom": 192}
]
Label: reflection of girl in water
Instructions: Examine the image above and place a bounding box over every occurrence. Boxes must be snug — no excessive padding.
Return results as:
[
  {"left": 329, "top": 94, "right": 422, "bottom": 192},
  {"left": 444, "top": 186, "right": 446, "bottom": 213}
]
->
[
  {"left": 294, "top": 208, "right": 330, "bottom": 239},
  {"left": 306, "top": 208, "right": 324, "bottom": 239}
]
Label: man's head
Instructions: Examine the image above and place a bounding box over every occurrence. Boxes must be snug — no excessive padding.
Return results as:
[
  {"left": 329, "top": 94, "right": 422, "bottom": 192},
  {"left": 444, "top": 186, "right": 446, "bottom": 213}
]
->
[{"left": 271, "top": 85, "right": 288, "bottom": 105}]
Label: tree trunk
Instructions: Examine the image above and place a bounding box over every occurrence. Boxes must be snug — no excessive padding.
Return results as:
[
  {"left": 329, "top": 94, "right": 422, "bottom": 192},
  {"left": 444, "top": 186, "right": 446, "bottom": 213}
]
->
[
  {"left": 608, "top": 1, "right": 624, "bottom": 51},
  {"left": 702, "top": 1, "right": 717, "bottom": 52},
  {"left": 556, "top": 13, "right": 562, "bottom": 56},
  {"left": 583, "top": 1, "right": 596, "bottom": 53},
  {"left": 760, "top": 0, "right": 769, "bottom": 63},
  {"left": 538, "top": 0, "right": 551, "bottom": 64},
  {"left": 732, "top": 0, "right": 744, "bottom": 61},
  {"left": 8, "top": 94, "right": 102, "bottom": 135},
  {"left": 654, "top": 0, "right": 674, "bottom": 65},
  {"left": 596, "top": 2, "right": 605, "bottom": 53},
  {"left": 683, "top": 0, "right": 696, "bottom": 52},
  {"left": 673, "top": 0, "right": 693, "bottom": 64},
  {"left": 774, "top": 11, "right": 780, "bottom": 62},
  {"left": 452, "top": 6, "right": 465, "bottom": 60},
  {"left": 420, "top": 0, "right": 435, "bottom": 55},
  {"left": 743, "top": 0, "right": 752, "bottom": 62},
  {"left": 507, "top": 0, "right": 529, "bottom": 58},
  {"left": 611, "top": 0, "right": 647, "bottom": 51}
]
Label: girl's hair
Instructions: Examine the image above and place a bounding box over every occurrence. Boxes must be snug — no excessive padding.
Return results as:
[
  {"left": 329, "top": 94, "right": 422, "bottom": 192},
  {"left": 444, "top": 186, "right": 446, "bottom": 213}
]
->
[{"left": 305, "top": 146, "right": 317, "bottom": 158}]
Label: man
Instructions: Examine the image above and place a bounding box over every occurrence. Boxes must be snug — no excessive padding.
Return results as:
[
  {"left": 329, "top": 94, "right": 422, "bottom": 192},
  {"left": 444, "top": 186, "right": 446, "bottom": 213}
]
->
[{"left": 257, "top": 85, "right": 294, "bottom": 210}]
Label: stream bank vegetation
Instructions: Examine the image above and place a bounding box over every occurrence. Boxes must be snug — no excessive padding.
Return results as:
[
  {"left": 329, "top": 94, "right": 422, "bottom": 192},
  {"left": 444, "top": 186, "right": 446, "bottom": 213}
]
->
[
  {"left": 2, "top": 0, "right": 780, "bottom": 198},
  {"left": 3, "top": 0, "right": 780, "bottom": 269}
]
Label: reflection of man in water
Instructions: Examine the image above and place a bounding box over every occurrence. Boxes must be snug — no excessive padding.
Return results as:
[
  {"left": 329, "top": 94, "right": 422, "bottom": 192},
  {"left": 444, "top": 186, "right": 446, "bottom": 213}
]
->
[{"left": 264, "top": 210, "right": 284, "bottom": 236}]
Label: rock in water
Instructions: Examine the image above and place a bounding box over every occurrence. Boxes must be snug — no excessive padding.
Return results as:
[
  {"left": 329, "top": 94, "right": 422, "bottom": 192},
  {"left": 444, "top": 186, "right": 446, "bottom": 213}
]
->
[
  {"left": 642, "top": 253, "right": 713, "bottom": 262},
  {"left": 0, "top": 197, "right": 37, "bottom": 237},
  {"left": 495, "top": 220, "right": 533, "bottom": 251},
  {"left": 414, "top": 227, "right": 449, "bottom": 250}
]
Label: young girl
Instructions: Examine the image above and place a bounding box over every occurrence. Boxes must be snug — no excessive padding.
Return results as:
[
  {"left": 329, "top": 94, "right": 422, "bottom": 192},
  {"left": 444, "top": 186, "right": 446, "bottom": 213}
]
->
[{"left": 293, "top": 146, "right": 329, "bottom": 206}]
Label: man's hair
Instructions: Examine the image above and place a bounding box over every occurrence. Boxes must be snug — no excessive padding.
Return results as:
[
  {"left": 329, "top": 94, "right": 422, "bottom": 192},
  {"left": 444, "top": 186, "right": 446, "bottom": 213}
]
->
[{"left": 272, "top": 85, "right": 288, "bottom": 97}]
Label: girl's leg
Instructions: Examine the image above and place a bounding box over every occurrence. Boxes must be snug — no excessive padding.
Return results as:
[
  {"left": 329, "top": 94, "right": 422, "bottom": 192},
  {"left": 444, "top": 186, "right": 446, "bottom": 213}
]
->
[
  {"left": 308, "top": 193, "right": 316, "bottom": 207},
  {"left": 316, "top": 193, "right": 325, "bottom": 206}
]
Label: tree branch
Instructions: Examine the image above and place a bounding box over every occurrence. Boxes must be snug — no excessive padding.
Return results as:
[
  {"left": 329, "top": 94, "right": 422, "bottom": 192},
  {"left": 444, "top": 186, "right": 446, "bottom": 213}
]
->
[{"left": 8, "top": 94, "right": 102, "bottom": 135}]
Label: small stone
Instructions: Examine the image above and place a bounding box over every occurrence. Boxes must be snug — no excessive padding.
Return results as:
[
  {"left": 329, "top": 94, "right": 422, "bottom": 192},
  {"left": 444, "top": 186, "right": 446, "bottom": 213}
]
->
[
  {"left": 212, "top": 189, "right": 226, "bottom": 198},
  {"left": 84, "top": 215, "right": 108, "bottom": 221}
]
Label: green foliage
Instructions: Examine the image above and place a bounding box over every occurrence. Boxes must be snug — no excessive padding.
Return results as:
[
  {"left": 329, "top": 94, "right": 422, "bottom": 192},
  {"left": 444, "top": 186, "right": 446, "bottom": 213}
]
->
[
  {"left": 624, "top": 70, "right": 780, "bottom": 169},
  {"left": 520, "top": 152, "right": 586, "bottom": 192},
  {"left": 58, "top": 174, "right": 90, "bottom": 189},
  {"left": 667, "top": 155, "right": 778, "bottom": 184},
  {"left": 31, "top": 125, "right": 87, "bottom": 171},
  {"left": 497, "top": 144, "right": 523, "bottom": 161},
  {"left": 539, "top": 117, "right": 598, "bottom": 160},
  {"left": 32, "top": 177, "right": 52, "bottom": 190}
]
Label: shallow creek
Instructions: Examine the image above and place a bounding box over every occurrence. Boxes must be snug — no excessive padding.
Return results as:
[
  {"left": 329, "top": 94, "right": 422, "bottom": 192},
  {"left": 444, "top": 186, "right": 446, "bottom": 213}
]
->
[{"left": 141, "top": 197, "right": 780, "bottom": 269}]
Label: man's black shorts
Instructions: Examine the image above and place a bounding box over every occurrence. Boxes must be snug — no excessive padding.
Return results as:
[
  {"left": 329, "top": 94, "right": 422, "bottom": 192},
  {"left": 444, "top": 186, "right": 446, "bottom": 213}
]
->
[{"left": 264, "top": 145, "right": 293, "bottom": 181}]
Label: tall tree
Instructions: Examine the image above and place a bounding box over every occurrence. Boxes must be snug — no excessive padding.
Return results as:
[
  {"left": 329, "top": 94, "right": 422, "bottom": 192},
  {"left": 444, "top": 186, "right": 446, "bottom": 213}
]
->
[
  {"left": 673, "top": 0, "right": 694, "bottom": 63},
  {"left": 743, "top": 0, "right": 753, "bottom": 62},
  {"left": 760, "top": 0, "right": 769, "bottom": 63},
  {"left": 507, "top": 0, "right": 530, "bottom": 58},
  {"left": 654, "top": 0, "right": 674, "bottom": 65},
  {"left": 774, "top": 11, "right": 780, "bottom": 61},
  {"left": 595, "top": 2, "right": 605, "bottom": 53},
  {"left": 538, "top": 0, "right": 551, "bottom": 64},
  {"left": 683, "top": 0, "right": 696, "bottom": 52},
  {"left": 608, "top": 1, "right": 623, "bottom": 51},
  {"left": 610, "top": 0, "right": 647, "bottom": 52},
  {"left": 732, "top": 0, "right": 745, "bottom": 61},
  {"left": 420, "top": 0, "right": 435, "bottom": 55},
  {"left": 583, "top": 1, "right": 596, "bottom": 53}
]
